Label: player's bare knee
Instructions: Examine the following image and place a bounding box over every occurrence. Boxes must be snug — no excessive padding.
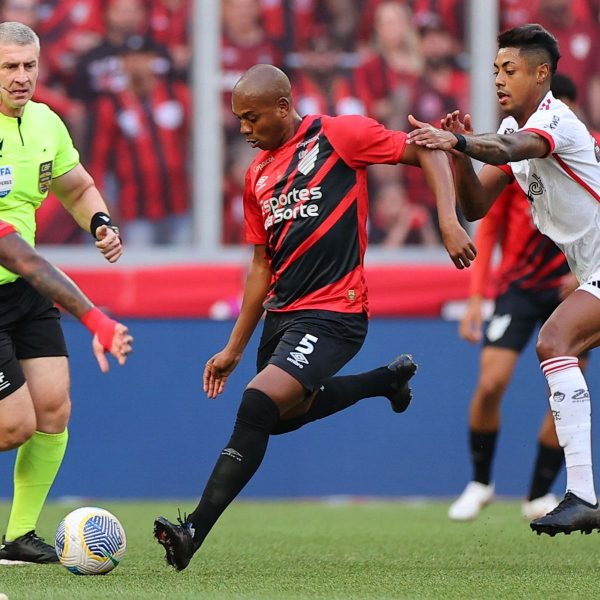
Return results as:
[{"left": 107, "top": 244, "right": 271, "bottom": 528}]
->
[
  {"left": 0, "top": 417, "right": 35, "bottom": 450},
  {"left": 536, "top": 322, "right": 572, "bottom": 361},
  {"left": 475, "top": 377, "right": 506, "bottom": 405},
  {"left": 36, "top": 395, "right": 71, "bottom": 432}
]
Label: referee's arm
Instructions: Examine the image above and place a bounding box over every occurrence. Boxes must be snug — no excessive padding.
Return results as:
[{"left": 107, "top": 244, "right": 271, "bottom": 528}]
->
[{"left": 51, "top": 163, "right": 123, "bottom": 263}]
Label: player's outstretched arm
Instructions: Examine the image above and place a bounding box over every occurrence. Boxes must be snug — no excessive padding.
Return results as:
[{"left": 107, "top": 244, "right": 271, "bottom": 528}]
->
[
  {"left": 401, "top": 142, "right": 476, "bottom": 269},
  {"left": 407, "top": 115, "right": 550, "bottom": 164},
  {"left": 0, "top": 230, "right": 132, "bottom": 372},
  {"left": 51, "top": 163, "right": 123, "bottom": 263},
  {"left": 408, "top": 114, "right": 513, "bottom": 221},
  {"left": 204, "top": 245, "right": 272, "bottom": 399}
]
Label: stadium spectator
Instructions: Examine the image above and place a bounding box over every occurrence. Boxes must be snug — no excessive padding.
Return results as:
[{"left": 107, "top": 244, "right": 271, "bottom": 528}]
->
[
  {"left": 535, "top": 0, "right": 600, "bottom": 128},
  {"left": 500, "top": 0, "right": 596, "bottom": 30},
  {"left": 291, "top": 28, "right": 365, "bottom": 117},
  {"left": 0, "top": 22, "right": 122, "bottom": 564},
  {"left": 354, "top": 1, "right": 423, "bottom": 131},
  {"left": 369, "top": 181, "right": 439, "bottom": 246},
  {"left": 412, "top": 0, "right": 466, "bottom": 43},
  {"left": 404, "top": 21, "right": 469, "bottom": 228},
  {"left": 221, "top": 0, "right": 280, "bottom": 137},
  {"left": 223, "top": 140, "right": 256, "bottom": 245},
  {"left": 408, "top": 24, "right": 600, "bottom": 535},
  {"left": 259, "top": 0, "right": 316, "bottom": 60},
  {"left": 550, "top": 71, "right": 600, "bottom": 144},
  {"left": 153, "top": 64, "right": 475, "bottom": 571},
  {"left": 70, "top": 0, "right": 154, "bottom": 104},
  {"left": 36, "top": 0, "right": 103, "bottom": 88},
  {"left": 88, "top": 37, "right": 192, "bottom": 246},
  {"left": 313, "top": 0, "right": 362, "bottom": 55},
  {"left": 147, "top": 0, "right": 191, "bottom": 80},
  {"left": 448, "top": 181, "right": 580, "bottom": 522}
]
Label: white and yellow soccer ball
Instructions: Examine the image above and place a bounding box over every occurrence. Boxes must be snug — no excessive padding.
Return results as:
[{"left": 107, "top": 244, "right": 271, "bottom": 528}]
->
[{"left": 55, "top": 507, "right": 126, "bottom": 575}]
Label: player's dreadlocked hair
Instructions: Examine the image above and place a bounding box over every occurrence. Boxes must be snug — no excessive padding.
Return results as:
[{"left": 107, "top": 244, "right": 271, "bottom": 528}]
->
[{"left": 498, "top": 24, "right": 561, "bottom": 75}]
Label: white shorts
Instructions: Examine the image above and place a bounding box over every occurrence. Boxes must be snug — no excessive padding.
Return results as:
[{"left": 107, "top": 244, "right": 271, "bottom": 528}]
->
[{"left": 578, "top": 271, "right": 600, "bottom": 301}]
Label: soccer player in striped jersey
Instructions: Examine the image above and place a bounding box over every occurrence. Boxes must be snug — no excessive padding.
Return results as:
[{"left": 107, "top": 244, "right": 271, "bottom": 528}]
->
[
  {"left": 154, "top": 63, "right": 476, "bottom": 571},
  {"left": 408, "top": 24, "right": 600, "bottom": 535}
]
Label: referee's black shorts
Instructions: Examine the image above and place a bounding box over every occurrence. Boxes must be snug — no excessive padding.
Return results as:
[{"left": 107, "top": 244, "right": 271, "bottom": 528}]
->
[
  {"left": 0, "top": 278, "right": 68, "bottom": 400},
  {"left": 256, "top": 309, "right": 368, "bottom": 392}
]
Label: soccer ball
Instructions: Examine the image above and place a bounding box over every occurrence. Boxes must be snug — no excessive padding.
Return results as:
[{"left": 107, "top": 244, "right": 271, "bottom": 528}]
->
[{"left": 55, "top": 507, "right": 126, "bottom": 575}]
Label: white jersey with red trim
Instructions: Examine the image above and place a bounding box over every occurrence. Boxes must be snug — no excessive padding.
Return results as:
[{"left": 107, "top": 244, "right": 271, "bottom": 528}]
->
[{"left": 497, "top": 91, "right": 600, "bottom": 283}]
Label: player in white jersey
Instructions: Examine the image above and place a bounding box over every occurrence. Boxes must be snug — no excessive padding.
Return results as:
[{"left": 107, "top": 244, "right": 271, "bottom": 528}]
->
[{"left": 407, "top": 23, "right": 600, "bottom": 536}]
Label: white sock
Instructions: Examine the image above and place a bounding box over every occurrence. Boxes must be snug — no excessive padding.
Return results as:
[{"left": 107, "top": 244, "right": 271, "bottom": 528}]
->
[{"left": 541, "top": 356, "right": 597, "bottom": 505}]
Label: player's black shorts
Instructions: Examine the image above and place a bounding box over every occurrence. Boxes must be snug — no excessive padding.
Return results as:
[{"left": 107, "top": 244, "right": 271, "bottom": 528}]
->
[
  {"left": 484, "top": 284, "right": 561, "bottom": 352},
  {"left": 256, "top": 309, "right": 368, "bottom": 392},
  {"left": 0, "top": 278, "right": 68, "bottom": 400}
]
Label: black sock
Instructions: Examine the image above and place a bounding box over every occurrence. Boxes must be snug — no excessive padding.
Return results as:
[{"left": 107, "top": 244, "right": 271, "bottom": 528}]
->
[
  {"left": 527, "top": 443, "right": 564, "bottom": 501},
  {"left": 271, "top": 367, "right": 396, "bottom": 435},
  {"left": 470, "top": 430, "right": 498, "bottom": 485},
  {"left": 187, "top": 388, "right": 279, "bottom": 549}
]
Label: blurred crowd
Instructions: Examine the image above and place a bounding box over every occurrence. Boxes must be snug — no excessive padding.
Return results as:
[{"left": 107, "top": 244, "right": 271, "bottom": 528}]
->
[{"left": 15, "top": 0, "right": 600, "bottom": 247}]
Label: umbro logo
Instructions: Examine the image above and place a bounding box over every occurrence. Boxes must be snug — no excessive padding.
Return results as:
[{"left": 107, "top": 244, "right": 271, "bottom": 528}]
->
[
  {"left": 222, "top": 447, "right": 243, "bottom": 461},
  {"left": 287, "top": 333, "right": 318, "bottom": 369}
]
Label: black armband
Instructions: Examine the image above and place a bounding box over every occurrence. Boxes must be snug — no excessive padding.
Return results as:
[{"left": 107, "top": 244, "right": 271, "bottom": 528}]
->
[
  {"left": 90, "top": 212, "right": 118, "bottom": 239},
  {"left": 453, "top": 133, "right": 467, "bottom": 152}
]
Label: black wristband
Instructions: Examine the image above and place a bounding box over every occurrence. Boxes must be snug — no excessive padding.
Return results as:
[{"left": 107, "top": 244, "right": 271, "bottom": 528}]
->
[
  {"left": 90, "top": 212, "right": 113, "bottom": 239},
  {"left": 453, "top": 133, "right": 467, "bottom": 152}
]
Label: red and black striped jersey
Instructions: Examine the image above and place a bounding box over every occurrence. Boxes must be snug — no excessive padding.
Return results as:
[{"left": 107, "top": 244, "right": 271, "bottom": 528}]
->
[
  {"left": 244, "top": 114, "right": 407, "bottom": 314},
  {"left": 471, "top": 182, "right": 570, "bottom": 297},
  {"left": 88, "top": 80, "right": 190, "bottom": 222}
]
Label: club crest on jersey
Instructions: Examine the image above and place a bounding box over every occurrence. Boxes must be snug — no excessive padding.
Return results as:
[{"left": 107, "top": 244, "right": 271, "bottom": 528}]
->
[
  {"left": 38, "top": 160, "right": 53, "bottom": 194},
  {"left": 539, "top": 98, "right": 552, "bottom": 110},
  {"left": 256, "top": 175, "right": 269, "bottom": 192},
  {"left": 0, "top": 165, "right": 13, "bottom": 198},
  {"left": 298, "top": 142, "right": 319, "bottom": 175}
]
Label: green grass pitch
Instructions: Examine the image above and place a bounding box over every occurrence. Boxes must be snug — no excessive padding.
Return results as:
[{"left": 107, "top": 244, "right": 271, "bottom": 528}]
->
[{"left": 1, "top": 499, "right": 600, "bottom": 599}]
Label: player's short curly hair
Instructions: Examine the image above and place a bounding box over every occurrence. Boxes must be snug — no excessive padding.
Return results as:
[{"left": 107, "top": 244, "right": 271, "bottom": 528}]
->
[{"left": 497, "top": 24, "right": 560, "bottom": 75}]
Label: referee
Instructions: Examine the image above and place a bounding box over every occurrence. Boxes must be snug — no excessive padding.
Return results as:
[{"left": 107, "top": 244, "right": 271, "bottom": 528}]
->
[{"left": 0, "top": 21, "right": 122, "bottom": 563}]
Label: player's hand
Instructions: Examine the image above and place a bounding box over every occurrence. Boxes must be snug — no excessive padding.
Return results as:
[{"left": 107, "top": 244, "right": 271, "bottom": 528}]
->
[
  {"left": 459, "top": 296, "right": 484, "bottom": 344},
  {"left": 407, "top": 114, "right": 458, "bottom": 151},
  {"left": 440, "top": 110, "right": 473, "bottom": 136},
  {"left": 559, "top": 272, "right": 579, "bottom": 301},
  {"left": 203, "top": 349, "right": 242, "bottom": 399},
  {"left": 92, "top": 323, "right": 133, "bottom": 373},
  {"left": 439, "top": 221, "right": 477, "bottom": 269},
  {"left": 95, "top": 225, "right": 123, "bottom": 263}
]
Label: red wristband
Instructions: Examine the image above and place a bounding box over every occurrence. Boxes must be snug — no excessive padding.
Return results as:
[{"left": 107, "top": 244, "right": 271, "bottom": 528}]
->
[{"left": 81, "top": 307, "right": 117, "bottom": 351}]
